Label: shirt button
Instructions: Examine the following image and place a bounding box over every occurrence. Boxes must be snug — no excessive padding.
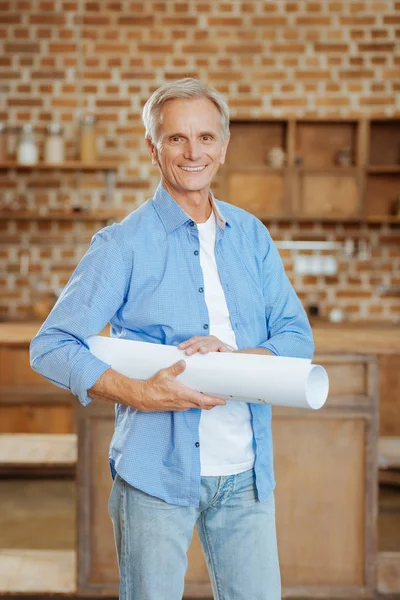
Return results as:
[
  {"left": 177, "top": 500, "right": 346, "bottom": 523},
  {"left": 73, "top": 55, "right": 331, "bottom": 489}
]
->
[
  {"left": 194, "top": 250, "right": 199, "bottom": 256},
  {"left": 189, "top": 220, "right": 195, "bottom": 227},
  {"left": 198, "top": 287, "right": 204, "bottom": 293},
  {"left": 203, "top": 324, "right": 208, "bottom": 330},
  {"left": 195, "top": 442, "right": 200, "bottom": 447}
]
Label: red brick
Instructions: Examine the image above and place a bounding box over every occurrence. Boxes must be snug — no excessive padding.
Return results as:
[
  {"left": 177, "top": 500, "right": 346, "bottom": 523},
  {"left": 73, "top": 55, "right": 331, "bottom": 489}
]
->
[
  {"left": 314, "top": 43, "right": 349, "bottom": 52},
  {"left": 228, "top": 98, "right": 262, "bottom": 107},
  {"left": 82, "top": 15, "right": 111, "bottom": 25},
  {"left": 225, "top": 44, "right": 263, "bottom": 54},
  {"left": 208, "top": 17, "right": 242, "bottom": 26},
  {"left": 29, "top": 13, "right": 65, "bottom": 24},
  {"left": 294, "top": 70, "right": 331, "bottom": 79},
  {"left": 118, "top": 16, "right": 154, "bottom": 25},
  {"left": 340, "top": 16, "right": 376, "bottom": 25},
  {"left": 208, "top": 71, "right": 244, "bottom": 80},
  {"left": 296, "top": 16, "right": 331, "bottom": 25},
  {"left": 271, "top": 98, "right": 307, "bottom": 107},
  {"left": 0, "top": 14, "right": 21, "bottom": 23},
  {"left": 359, "top": 96, "right": 394, "bottom": 105},
  {"left": 383, "top": 16, "right": 400, "bottom": 24},
  {"left": 4, "top": 42, "right": 40, "bottom": 52},
  {"left": 31, "top": 70, "right": 65, "bottom": 79},
  {"left": 7, "top": 98, "right": 43, "bottom": 106},
  {"left": 48, "top": 43, "right": 76, "bottom": 52},
  {"left": 83, "top": 71, "right": 112, "bottom": 79},
  {"left": 339, "top": 69, "right": 375, "bottom": 78},
  {"left": 96, "top": 99, "right": 131, "bottom": 107},
  {"left": 251, "top": 17, "right": 287, "bottom": 26},
  {"left": 138, "top": 44, "right": 174, "bottom": 53},
  {"left": 181, "top": 44, "right": 219, "bottom": 53},
  {"left": 358, "top": 43, "right": 395, "bottom": 52},
  {"left": 0, "top": 71, "right": 20, "bottom": 79},
  {"left": 315, "top": 97, "right": 351, "bottom": 106},
  {"left": 94, "top": 43, "right": 130, "bottom": 53},
  {"left": 162, "top": 17, "right": 198, "bottom": 25}
]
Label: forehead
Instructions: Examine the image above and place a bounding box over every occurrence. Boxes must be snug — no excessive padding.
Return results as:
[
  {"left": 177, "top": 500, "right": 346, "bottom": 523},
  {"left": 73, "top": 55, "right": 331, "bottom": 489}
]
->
[{"left": 159, "top": 96, "right": 222, "bottom": 134}]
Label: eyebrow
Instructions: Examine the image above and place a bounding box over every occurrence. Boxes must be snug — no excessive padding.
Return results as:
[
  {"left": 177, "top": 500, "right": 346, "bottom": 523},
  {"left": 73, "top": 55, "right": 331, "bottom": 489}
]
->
[{"left": 164, "top": 131, "right": 217, "bottom": 139}]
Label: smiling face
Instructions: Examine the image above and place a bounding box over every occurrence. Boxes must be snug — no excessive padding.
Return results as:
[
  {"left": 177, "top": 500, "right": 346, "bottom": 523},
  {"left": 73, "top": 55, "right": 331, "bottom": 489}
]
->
[{"left": 146, "top": 96, "right": 229, "bottom": 201}]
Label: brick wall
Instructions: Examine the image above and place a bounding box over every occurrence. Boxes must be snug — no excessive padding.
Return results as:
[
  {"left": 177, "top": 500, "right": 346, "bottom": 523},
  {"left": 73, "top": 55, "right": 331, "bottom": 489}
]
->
[{"left": 1, "top": 0, "right": 399, "bottom": 321}]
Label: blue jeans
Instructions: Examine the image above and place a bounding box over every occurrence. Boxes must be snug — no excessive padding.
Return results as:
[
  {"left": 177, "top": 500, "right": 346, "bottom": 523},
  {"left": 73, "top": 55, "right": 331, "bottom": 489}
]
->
[{"left": 108, "top": 468, "right": 281, "bottom": 600}]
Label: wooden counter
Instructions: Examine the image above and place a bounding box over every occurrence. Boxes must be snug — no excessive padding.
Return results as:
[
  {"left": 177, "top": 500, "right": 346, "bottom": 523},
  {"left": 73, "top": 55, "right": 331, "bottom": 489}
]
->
[
  {"left": 1, "top": 320, "right": 400, "bottom": 354},
  {"left": 1, "top": 320, "right": 399, "bottom": 436}
]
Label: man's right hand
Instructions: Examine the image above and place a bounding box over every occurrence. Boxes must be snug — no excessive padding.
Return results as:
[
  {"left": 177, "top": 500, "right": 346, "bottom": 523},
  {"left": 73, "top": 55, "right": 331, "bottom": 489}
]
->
[{"left": 136, "top": 360, "right": 226, "bottom": 412}]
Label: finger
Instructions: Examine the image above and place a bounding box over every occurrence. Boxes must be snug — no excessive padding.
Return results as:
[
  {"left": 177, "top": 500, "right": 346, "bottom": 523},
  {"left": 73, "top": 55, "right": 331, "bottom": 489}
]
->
[
  {"left": 166, "top": 359, "right": 186, "bottom": 377},
  {"left": 191, "top": 391, "right": 226, "bottom": 408},
  {"left": 178, "top": 337, "right": 200, "bottom": 349}
]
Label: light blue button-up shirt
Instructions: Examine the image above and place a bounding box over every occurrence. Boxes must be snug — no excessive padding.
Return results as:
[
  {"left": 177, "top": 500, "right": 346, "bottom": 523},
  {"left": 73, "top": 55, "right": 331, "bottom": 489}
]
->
[{"left": 30, "top": 182, "right": 314, "bottom": 506}]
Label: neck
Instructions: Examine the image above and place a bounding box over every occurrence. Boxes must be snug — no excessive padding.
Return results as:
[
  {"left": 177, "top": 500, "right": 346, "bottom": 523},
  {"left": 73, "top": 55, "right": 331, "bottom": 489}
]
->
[{"left": 162, "top": 179, "right": 212, "bottom": 223}]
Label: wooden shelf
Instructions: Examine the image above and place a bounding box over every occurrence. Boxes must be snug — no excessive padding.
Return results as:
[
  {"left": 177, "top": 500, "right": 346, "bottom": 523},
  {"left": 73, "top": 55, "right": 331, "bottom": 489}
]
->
[
  {"left": 366, "top": 216, "right": 400, "bottom": 223},
  {"left": 0, "top": 209, "right": 126, "bottom": 221},
  {"left": 294, "top": 166, "right": 359, "bottom": 173},
  {"left": 0, "top": 160, "right": 118, "bottom": 171},
  {"left": 367, "top": 166, "right": 400, "bottom": 173}
]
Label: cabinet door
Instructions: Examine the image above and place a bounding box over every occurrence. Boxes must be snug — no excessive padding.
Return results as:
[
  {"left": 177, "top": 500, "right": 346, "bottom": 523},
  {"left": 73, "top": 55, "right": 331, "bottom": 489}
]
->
[
  {"left": 227, "top": 172, "right": 286, "bottom": 218},
  {"left": 298, "top": 172, "right": 360, "bottom": 218},
  {"left": 0, "top": 346, "right": 74, "bottom": 434},
  {"left": 379, "top": 354, "right": 400, "bottom": 437}
]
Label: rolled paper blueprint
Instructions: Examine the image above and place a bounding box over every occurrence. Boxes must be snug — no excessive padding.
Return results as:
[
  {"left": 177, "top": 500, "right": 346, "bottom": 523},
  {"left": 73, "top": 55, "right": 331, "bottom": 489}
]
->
[{"left": 87, "top": 336, "right": 329, "bottom": 410}]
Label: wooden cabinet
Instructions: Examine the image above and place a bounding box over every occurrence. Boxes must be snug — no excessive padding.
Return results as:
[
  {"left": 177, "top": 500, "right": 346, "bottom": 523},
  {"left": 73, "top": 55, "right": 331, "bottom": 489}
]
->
[
  {"left": 218, "top": 118, "right": 400, "bottom": 223},
  {"left": 0, "top": 342, "right": 75, "bottom": 434},
  {"left": 76, "top": 353, "right": 378, "bottom": 598}
]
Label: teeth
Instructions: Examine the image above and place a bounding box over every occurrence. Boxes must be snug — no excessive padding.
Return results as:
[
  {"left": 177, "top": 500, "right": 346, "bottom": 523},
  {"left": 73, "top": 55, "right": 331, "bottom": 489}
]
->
[{"left": 179, "top": 166, "right": 206, "bottom": 172}]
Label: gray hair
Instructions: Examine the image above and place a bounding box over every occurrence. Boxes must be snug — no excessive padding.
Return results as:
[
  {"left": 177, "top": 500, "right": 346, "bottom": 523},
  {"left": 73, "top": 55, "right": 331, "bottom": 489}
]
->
[{"left": 142, "top": 78, "right": 230, "bottom": 144}]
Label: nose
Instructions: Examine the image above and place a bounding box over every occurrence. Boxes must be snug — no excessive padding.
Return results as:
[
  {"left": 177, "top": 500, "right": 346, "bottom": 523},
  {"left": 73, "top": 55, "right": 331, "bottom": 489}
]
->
[{"left": 183, "top": 140, "right": 202, "bottom": 161}]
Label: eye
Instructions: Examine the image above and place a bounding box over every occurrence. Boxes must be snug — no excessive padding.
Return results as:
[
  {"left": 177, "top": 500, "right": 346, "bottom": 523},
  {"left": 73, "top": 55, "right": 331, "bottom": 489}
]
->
[
  {"left": 202, "top": 135, "right": 213, "bottom": 141},
  {"left": 170, "top": 136, "right": 182, "bottom": 143}
]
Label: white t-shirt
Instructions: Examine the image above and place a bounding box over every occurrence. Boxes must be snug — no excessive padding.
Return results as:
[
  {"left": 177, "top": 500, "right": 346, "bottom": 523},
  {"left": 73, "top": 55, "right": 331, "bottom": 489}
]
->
[{"left": 197, "top": 210, "right": 255, "bottom": 476}]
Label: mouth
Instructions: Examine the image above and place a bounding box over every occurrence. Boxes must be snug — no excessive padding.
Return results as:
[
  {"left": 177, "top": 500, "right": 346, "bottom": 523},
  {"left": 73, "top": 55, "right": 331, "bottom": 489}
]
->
[{"left": 178, "top": 165, "right": 208, "bottom": 173}]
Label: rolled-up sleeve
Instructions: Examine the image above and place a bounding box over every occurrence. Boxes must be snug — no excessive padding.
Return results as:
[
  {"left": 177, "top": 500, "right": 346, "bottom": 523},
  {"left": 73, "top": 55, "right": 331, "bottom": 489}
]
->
[
  {"left": 257, "top": 227, "right": 314, "bottom": 360},
  {"left": 30, "top": 227, "right": 130, "bottom": 406}
]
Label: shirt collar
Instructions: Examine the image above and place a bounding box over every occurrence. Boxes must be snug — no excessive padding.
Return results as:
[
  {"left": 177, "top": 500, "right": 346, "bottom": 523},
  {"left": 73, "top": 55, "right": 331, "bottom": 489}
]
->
[{"left": 151, "top": 181, "right": 229, "bottom": 235}]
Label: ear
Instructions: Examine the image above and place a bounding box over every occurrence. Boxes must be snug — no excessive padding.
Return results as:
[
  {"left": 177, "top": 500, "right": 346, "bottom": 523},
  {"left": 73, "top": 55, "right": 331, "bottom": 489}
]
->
[
  {"left": 219, "top": 133, "right": 230, "bottom": 165},
  {"left": 145, "top": 138, "right": 158, "bottom": 166}
]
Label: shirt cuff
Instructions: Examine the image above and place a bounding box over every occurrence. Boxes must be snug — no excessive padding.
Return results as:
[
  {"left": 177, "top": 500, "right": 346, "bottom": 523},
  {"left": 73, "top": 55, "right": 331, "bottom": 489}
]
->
[{"left": 70, "top": 354, "right": 112, "bottom": 406}]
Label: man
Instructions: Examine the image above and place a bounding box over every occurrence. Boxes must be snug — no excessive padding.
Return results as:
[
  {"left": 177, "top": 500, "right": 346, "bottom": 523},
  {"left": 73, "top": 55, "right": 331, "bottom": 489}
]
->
[{"left": 31, "top": 78, "right": 314, "bottom": 600}]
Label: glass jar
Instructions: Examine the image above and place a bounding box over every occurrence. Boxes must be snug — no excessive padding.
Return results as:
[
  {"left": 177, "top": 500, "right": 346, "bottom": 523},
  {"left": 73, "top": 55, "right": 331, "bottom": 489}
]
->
[
  {"left": 44, "top": 122, "right": 65, "bottom": 164},
  {"left": 79, "top": 114, "right": 97, "bottom": 163},
  {"left": 17, "top": 124, "right": 38, "bottom": 165},
  {"left": 0, "top": 123, "right": 7, "bottom": 162}
]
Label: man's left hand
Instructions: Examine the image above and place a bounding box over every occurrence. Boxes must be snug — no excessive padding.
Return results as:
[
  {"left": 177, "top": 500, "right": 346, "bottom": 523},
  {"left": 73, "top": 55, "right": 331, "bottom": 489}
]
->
[{"left": 178, "top": 336, "right": 233, "bottom": 356}]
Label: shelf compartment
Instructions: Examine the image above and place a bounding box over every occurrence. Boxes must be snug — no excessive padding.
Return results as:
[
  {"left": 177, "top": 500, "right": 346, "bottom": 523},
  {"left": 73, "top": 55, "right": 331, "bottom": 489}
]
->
[
  {"left": 369, "top": 120, "right": 400, "bottom": 167},
  {"left": 365, "top": 174, "right": 400, "bottom": 220},
  {"left": 226, "top": 121, "right": 287, "bottom": 169},
  {"left": 295, "top": 121, "right": 358, "bottom": 168}
]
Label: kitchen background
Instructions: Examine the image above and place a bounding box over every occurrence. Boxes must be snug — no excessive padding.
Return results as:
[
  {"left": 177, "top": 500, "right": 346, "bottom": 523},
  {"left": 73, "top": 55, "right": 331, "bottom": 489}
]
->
[
  {"left": 1, "top": 0, "right": 399, "bottom": 323},
  {"left": 1, "top": 0, "right": 400, "bottom": 597}
]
